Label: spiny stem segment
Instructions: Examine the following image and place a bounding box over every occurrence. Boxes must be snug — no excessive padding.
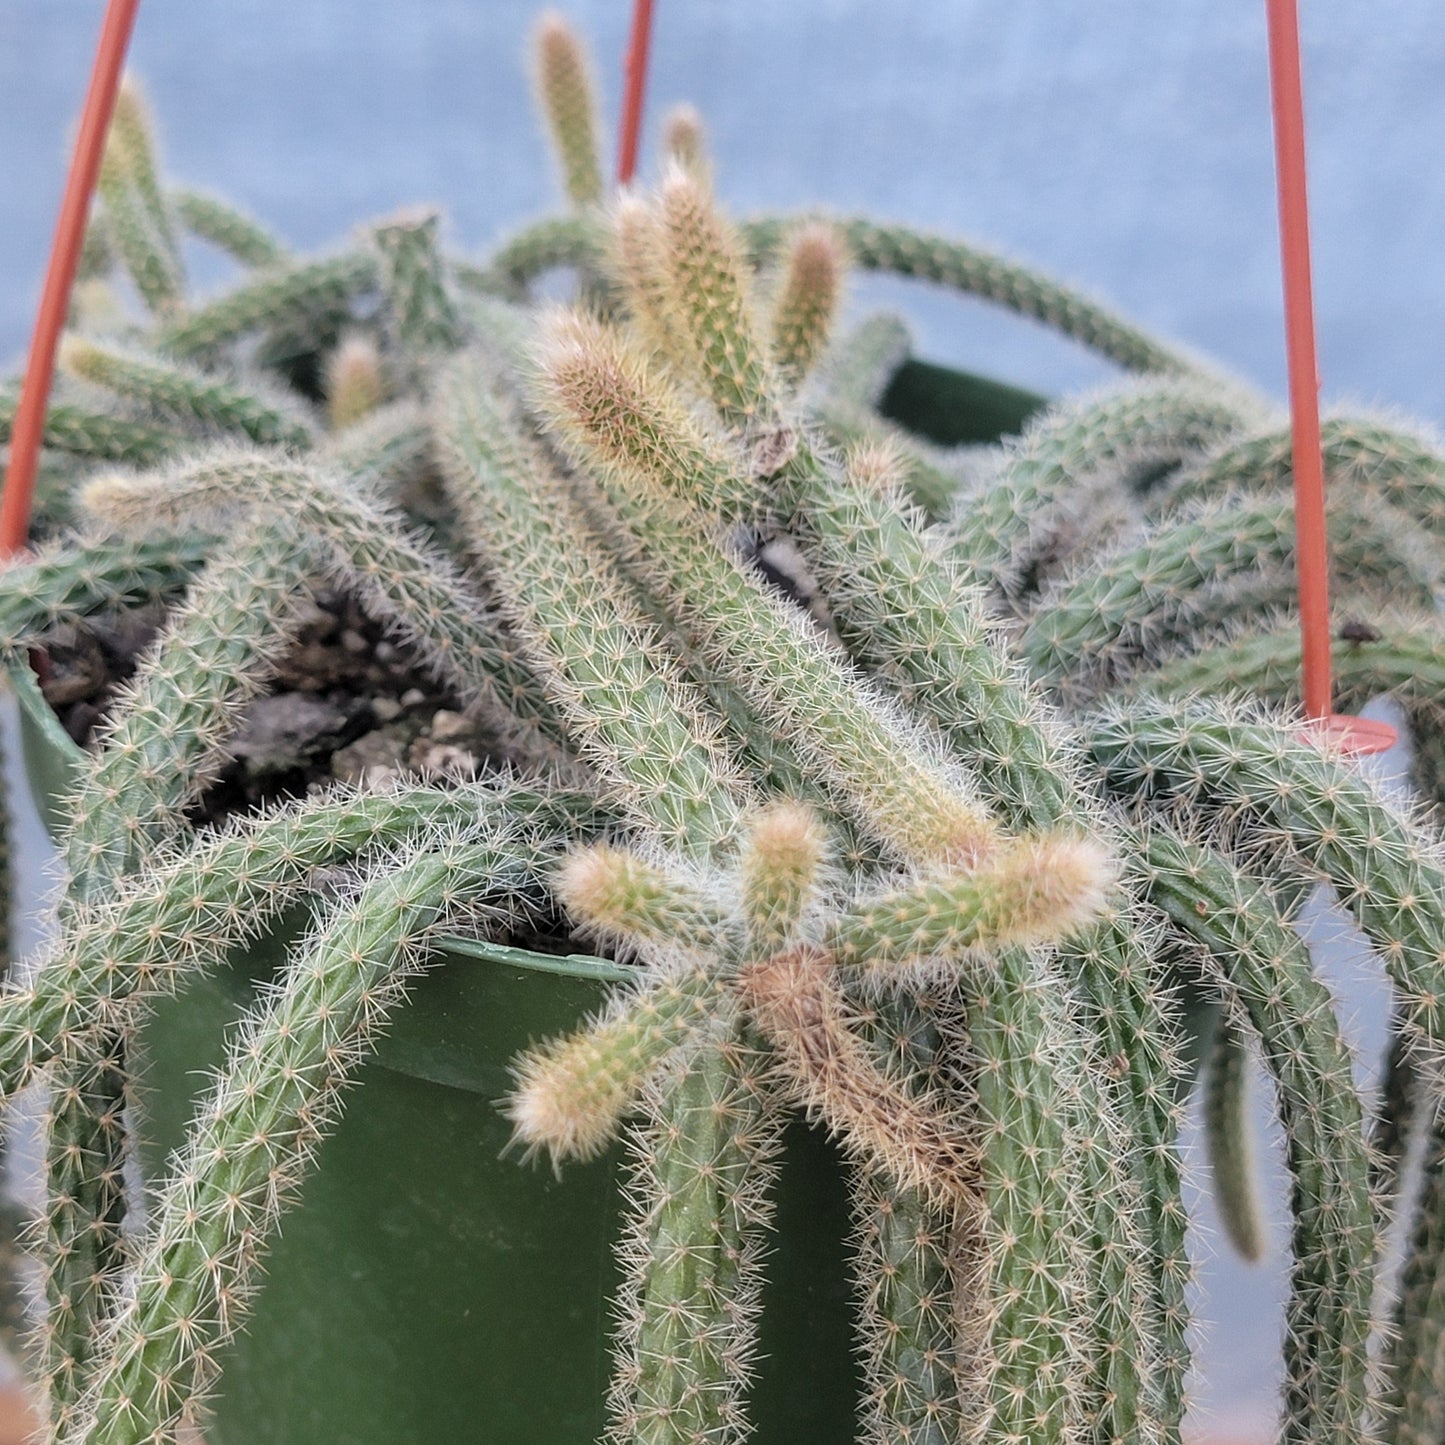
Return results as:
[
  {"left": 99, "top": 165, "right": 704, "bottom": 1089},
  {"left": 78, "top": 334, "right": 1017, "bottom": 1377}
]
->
[
  {"left": 534, "top": 13, "right": 606, "bottom": 210},
  {"left": 1202, "top": 1016, "right": 1268, "bottom": 1264},
  {"left": 68, "top": 832, "right": 546, "bottom": 1445},
  {"left": 1137, "top": 832, "right": 1373, "bottom": 1445}
]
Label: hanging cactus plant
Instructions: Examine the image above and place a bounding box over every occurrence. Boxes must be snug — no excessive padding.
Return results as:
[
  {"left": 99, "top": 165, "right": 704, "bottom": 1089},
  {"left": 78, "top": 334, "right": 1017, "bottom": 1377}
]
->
[{"left": 6, "top": 13, "right": 1445, "bottom": 1445}]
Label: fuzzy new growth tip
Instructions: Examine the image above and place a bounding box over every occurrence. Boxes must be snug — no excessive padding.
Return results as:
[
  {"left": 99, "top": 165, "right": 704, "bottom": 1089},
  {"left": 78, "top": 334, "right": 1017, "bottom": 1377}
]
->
[
  {"left": 770, "top": 222, "right": 846, "bottom": 388},
  {"left": 534, "top": 12, "right": 605, "bottom": 209},
  {"left": 832, "top": 830, "right": 1116, "bottom": 973},
  {"left": 737, "top": 800, "right": 828, "bottom": 952},
  {"left": 554, "top": 842, "right": 731, "bottom": 954},
  {"left": 739, "top": 944, "right": 978, "bottom": 1213}
]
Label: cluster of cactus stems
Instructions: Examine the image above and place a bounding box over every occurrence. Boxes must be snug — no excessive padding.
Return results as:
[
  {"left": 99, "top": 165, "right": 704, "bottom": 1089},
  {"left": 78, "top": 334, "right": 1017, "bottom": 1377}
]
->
[{"left": 6, "top": 14, "right": 1445, "bottom": 1445}]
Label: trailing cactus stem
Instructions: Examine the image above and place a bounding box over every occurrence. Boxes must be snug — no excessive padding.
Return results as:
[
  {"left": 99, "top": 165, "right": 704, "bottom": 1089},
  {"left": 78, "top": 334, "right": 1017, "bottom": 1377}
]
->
[
  {"left": 743, "top": 215, "right": 1205, "bottom": 376},
  {"left": 435, "top": 354, "right": 747, "bottom": 856},
  {"left": 1370, "top": 1014, "right": 1419, "bottom": 1218},
  {"left": 0, "top": 393, "right": 179, "bottom": 467},
  {"left": 538, "top": 314, "right": 997, "bottom": 867},
  {"left": 534, "top": 13, "right": 605, "bottom": 208},
  {"left": 68, "top": 834, "right": 543, "bottom": 1445},
  {"left": 484, "top": 211, "right": 1203, "bottom": 373},
  {"left": 820, "top": 313, "right": 913, "bottom": 413},
  {"left": 0, "top": 781, "right": 593, "bottom": 1102},
  {"left": 1138, "top": 832, "right": 1373, "bottom": 1445},
  {"left": 78, "top": 212, "right": 114, "bottom": 282},
  {"left": 610, "top": 1029, "right": 781, "bottom": 1445},
  {"left": 661, "top": 104, "right": 710, "bottom": 182},
  {"left": 80, "top": 455, "right": 570, "bottom": 761},
  {"left": 157, "top": 252, "right": 378, "bottom": 358},
  {"left": 1128, "top": 614, "right": 1445, "bottom": 718},
  {"left": 1087, "top": 697, "right": 1445, "bottom": 1068},
  {"left": 741, "top": 945, "right": 978, "bottom": 1213},
  {"left": 938, "top": 384, "right": 1253, "bottom": 591},
  {"left": 172, "top": 187, "right": 286, "bottom": 269},
  {"left": 737, "top": 800, "right": 825, "bottom": 953},
  {"left": 372, "top": 211, "right": 466, "bottom": 361},
  {"left": 768, "top": 442, "right": 1186, "bottom": 1436},
  {"left": 1158, "top": 413, "right": 1445, "bottom": 527},
  {"left": 1386, "top": 1110, "right": 1445, "bottom": 1445},
  {"left": 1023, "top": 493, "right": 1441, "bottom": 693},
  {"left": 60, "top": 336, "right": 315, "bottom": 450},
  {"left": 850, "top": 1169, "right": 968, "bottom": 1445},
  {"left": 0, "top": 533, "right": 207, "bottom": 657},
  {"left": 61, "top": 525, "right": 316, "bottom": 897},
  {"left": 39, "top": 522, "right": 316, "bottom": 1423},
  {"left": 1202, "top": 1017, "right": 1267, "bottom": 1263}
]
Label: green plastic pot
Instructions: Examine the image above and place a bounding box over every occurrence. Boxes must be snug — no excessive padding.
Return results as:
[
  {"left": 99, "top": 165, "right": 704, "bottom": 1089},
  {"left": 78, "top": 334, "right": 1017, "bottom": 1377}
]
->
[
  {"left": 8, "top": 357, "right": 1051, "bottom": 1443},
  {"left": 14, "top": 664, "right": 861, "bottom": 1444}
]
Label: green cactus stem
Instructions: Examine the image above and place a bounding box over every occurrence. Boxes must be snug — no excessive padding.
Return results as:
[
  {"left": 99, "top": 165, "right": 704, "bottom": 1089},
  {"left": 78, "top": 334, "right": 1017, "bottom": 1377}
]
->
[
  {"left": 96, "top": 89, "right": 184, "bottom": 317},
  {"left": 763, "top": 442, "right": 1189, "bottom": 1439},
  {"left": 649, "top": 170, "right": 778, "bottom": 428},
  {"left": 67, "top": 830, "right": 549, "bottom": 1445},
  {"left": 1137, "top": 831, "right": 1373, "bottom": 1445},
  {"left": 1202, "top": 1016, "right": 1268, "bottom": 1264},
  {"left": 60, "top": 337, "right": 315, "bottom": 451},
  {"left": 1384, "top": 1111, "right": 1445, "bottom": 1445},
  {"left": 319, "top": 399, "right": 432, "bottom": 501},
  {"left": 936, "top": 385, "right": 1256, "bottom": 592},
  {"left": 39, "top": 521, "right": 318, "bottom": 1424},
  {"left": 554, "top": 842, "right": 734, "bottom": 955},
  {"left": 59, "top": 526, "right": 316, "bottom": 896},
  {"left": 1126, "top": 613, "right": 1445, "bottom": 716},
  {"left": 0, "top": 533, "right": 207, "bottom": 658},
  {"left": 479, "top": 210, "right": 1204, "bottom": 375},
  {"left": 0, "top": 393, "right": 180, "bottom": 467},
  {"left": 372, "top": 211, "right": 467, "bottom": 363},
  {"left": 0, "top": 782, "right": 596, "bottom": 1104},
  {"left": 538, "top": 314, "right": 999, "bottom": 867},
  {"left": 1157, "top": 413, "right": 1445, "bottom": 528},
  {"left": 1087, "top": 697, "right": 1445, "bottom": 1069},
  {"left": 533, "top": 13, "right": 605, "bottom": 209},
  {"left": 105, "top": 81, "right": 181, "bottom": 272},
  {"left": 1018, "top": 493, "right": 1441, "bottom": 694},
  {"left": 850, "top": 1173, "right": 965, "bottom": 1445},
  {"left": 156, "top": 252, "right": 377, "bottom": 360},
  {"left": 80, "top": 454, "right": 570, "bottom": 762},
  {"left": 172, "top": 188, "right": 286, "bottom": 270},
  {"left": 507, "top": 951, "right": 732, "bottom": 1171},
  {"left": 1370, "top": 1013, "right": 1419, "bottom": 1223},
  {"left": 828, "top": 831, "right": 1112, "bottom": 974},
  {"left": 736, "top": 800, "right": 828, "bottom": 953},
  {"left": 608, "top": 1031, "right": 782, "bottom": 1445},
  {"left": 434, "top": 354, "right": 748, "bottom": 855}
]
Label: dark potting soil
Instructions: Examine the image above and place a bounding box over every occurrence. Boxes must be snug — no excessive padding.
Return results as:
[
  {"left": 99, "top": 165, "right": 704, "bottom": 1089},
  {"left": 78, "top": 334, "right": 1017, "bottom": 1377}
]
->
[{"left": 34, "top": 588, "right": 589, "bottom": 956}]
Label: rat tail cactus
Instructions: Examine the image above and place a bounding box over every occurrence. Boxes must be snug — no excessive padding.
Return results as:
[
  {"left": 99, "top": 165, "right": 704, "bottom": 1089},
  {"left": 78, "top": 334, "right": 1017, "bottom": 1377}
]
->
[{"left": 5, "top": 16, "right": 1445, "bottom": 1445}]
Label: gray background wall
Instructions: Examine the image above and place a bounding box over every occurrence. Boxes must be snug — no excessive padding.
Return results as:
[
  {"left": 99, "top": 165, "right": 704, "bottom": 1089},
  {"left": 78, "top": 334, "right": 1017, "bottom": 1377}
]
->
[{"left": 3, "top": 4, "right": 1441, "bottom": 1440}]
